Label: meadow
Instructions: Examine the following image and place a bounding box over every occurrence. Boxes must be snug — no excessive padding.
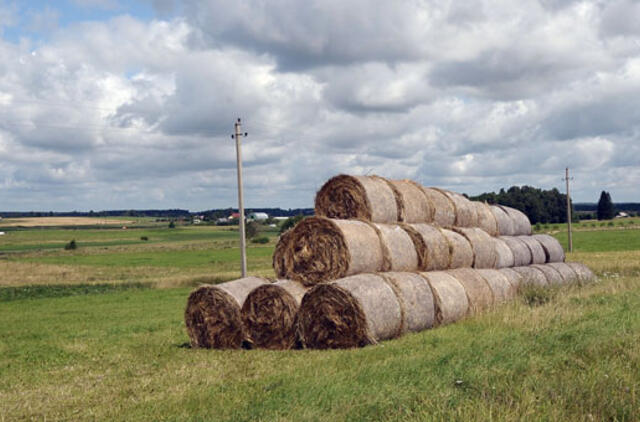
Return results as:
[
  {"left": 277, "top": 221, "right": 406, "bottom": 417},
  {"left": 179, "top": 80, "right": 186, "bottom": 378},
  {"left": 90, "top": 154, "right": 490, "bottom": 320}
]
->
[{"left": 1, "top": 218, "right": 639, "bottom": 420}]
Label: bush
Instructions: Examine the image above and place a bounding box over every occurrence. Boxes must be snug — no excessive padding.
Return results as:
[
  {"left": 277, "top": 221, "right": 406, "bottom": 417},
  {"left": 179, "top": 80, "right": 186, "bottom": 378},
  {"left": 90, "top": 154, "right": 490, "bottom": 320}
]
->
[
  {"left": 64, "top": 240, "right": 77, "bottom": 250},
  {"left": 591, "top": 223, "right": 596, "bottom": 228},
  {"left": 280, "top": 215, "right": 306, "bottom": 234},
  {"left": 168, "top": 221, "right": 175, "bottom": 229},
  {"left": 607, "top": 221, "right": 614, "bottom": 227},
  {"left": 140, "top": 236, "right": 149, "bottom": 241},
  {"left": 534, "top": 223, "right": 542, "bottom": 231},
  {"left": 251, "top": 236, "right": 269, "bottom": 244},
  {"left": 245, "top": 221, "right": 260, "bottom": 239}
]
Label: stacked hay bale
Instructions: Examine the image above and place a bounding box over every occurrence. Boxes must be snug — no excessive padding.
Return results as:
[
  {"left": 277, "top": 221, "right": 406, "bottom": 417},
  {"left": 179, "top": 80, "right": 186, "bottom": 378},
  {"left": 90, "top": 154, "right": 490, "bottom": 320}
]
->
[{"left": 185, "top": 174, "right": 596, "bottom": 350}]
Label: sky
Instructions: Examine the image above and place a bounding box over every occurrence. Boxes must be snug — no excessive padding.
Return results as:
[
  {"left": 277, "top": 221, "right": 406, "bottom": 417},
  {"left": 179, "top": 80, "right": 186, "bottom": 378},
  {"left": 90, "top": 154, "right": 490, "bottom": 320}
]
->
[{"left": 1, "top": 0, "right": 639, "bottom": 211}]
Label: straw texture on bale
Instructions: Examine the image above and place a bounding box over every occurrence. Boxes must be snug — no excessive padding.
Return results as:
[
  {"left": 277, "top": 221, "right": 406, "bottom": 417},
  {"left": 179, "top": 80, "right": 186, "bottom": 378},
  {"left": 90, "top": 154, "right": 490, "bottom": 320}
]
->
[
  {"left": 241, "top": 279, "right": 308, "bottom": 350},
  {"left": 374, "top": 223, "right": 419, "bottom": 271},
  {"left": 532, "top": 234, "right": 565, "bottom": 263},
  {"left": 389, "top": 179, "right": 434, "bottom": 223},
  {"left": 298, "top": 273, "right": 402, "bottom": 349},
  {"left": 314, "top": 174, "right": 399, "bottom": 223},
  {"left": 493, "top": 237, "right": 515, "bottom": 268},
  {"left": 422, "top": 187, "right": 456, "bottom": 226},
  {"left": 439, "top": 189, "right": 478, "bottom": 227},
  {"left": 499, "top": 267, "right": 524, "bottom": 290},
  {"left": 500, "top": 206, "right": 532, "bottom": 235},
  {"left": 453, "top": 227, "right": 496, "bottom": 269},
  {"left": 476, "top": 269, "right": 516, "bottom": 303},
  {"left": 518, "top": 236, "right": 547, "bottom": 265},
  {"left": 448, "top": 268, "right": 494, "bottom": 312},
  {"left": 381, "top": 272, "right": 435, "bottom": 333},
  {"left": 531, "top": 264, "right": 564, "bottom": 286},
  {"left": 547, "top": 262, "right": 579, "bottom": 285},
  {"left": 512, "top": 266, "right": 548, "bottom": 288},
  {"left": 566, "top": 262, "right": 596, "bottom": 284},
  {"left": 184, "top": 277, "right": 267, "bottom": 349},
  {"left": 474, "top": 201, "right": 499, "bottom": 236},
  {"left": 491, "top": 205, "right": 515, "bottom": 236},
  {"left": 420, "top": 271, "right": 469, "bottom": 325},
  {"left": 284, "top": 217, "right": 385, "bottom": 285},
  {"left": 272, "top": 230, "right": 292, "bottom": 278},
  {"left": 406, "top": 224, "right": 450, "bottom": 271},
  {"left": 440, "top": 228, "right": 474, "bottom": 269},
  {"left": 501, "top": 236, "right": 533, "bottom": 266}
]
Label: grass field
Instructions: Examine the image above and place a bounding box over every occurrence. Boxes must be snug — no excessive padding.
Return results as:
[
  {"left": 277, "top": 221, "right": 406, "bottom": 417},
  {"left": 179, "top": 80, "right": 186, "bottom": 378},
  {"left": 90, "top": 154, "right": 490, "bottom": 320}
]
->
[
  {"left": 0, "top": 216, "right": 139, "bottom": 227},
  {"left": 1, "top": 222, "right": 639, "bottom": 420}
]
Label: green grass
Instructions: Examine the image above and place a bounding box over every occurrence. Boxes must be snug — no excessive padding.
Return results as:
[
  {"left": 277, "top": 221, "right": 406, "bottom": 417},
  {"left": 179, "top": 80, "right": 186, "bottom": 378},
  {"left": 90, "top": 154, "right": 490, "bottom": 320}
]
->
[
  {"left": 0, "top": 282, "right": 151, "bottom": 302},
  {"left": 553, "top": 229, "right": 640, "bottom": 252}
]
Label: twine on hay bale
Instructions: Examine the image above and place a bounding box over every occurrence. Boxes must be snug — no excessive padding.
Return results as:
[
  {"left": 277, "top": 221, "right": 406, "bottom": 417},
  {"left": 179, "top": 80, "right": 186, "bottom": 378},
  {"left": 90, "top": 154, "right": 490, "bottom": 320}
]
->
[
  {"left": 184, "top": 277, "right": 268, "bottom": 349},
  {"left": 476, "top": 269, "right": 517, "bottom": 303},
  {"left": 406, "top": 223, "right": 450, "bottom": 271},
  {"left": 532, "top": 234, "right": 565, "bottom": 263},
  {"left": 500, "top": 206, "right": 532, "bottom": 235},
  {"left": 241, "top": 279, "right": 308, "bottom": 350},
  {"left": 374, "top": 223, "right": 419, "bottom": 271},
  {"left": 473, "top": 201, "right": 499, "bottom": 236},
  {"left": 490, "top": 205, "right": 515, "bottom": 236},
  {"left": 314, "top": 174, "right": 399, "bottom": 223},
  {"left": 494, "top": 237, "right": 515, "bottom": 268},
  {"left": 518, "top": 236, "right": 546, "bottom": 264},
  {"left": 447, "top": 268, "right": 494, "bottom": 313},
  {"left": 512, "top": 266, "right": 548, "bottom": 288},
  {"left": 440, "top": 228, "right": 474, "bottom": 269},
  {"left": 547, "top": 262, "right": 579, "bottom": 285},
  {"left": 420, "top": 271, "right": 469, "bottom": 325},
  {"left": 389, "top": 179, "right": 434, "bottom": 223},
  {"left": 499, "top": 267, "right": 524, "bottom": 291},
  {"left": 437, "top": 189, "right": 478, "bottom": 227},
  {"left": 531, "top": 264, "right": 564, "bottom": 286},
  {"left": 422, "top": 187, "right": 456, "bottom": 227},
  {"left": 273, "top": 230, "right": 293, "bottom": 278},
  {"left": 452, "top": 227, "right": 497, "bottom": 268},
  {"left": 566, "top": 262, "right": 596, "bottom": 284},
  {"left": 501, "top": 236, "right": 533, "bottom": 266}
]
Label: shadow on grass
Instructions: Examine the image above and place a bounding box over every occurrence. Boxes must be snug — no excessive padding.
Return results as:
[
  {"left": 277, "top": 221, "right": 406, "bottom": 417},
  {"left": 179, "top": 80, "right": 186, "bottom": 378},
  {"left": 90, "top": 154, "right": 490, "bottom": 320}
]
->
[{"left": 0, "top": 282, "right": 152, "bottom": 302}]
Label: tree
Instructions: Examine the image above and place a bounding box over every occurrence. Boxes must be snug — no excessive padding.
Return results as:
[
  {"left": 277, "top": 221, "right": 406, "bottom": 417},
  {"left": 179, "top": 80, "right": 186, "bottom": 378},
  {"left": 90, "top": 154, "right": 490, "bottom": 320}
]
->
[
  {"left": 280, "top": 214, "right": 305, "bottom": 234},
  {"left": 597, "top": 191, "right": 615, "bottom": 220},
  {"left": 245, "top": 221, "right": 260, "bottom": 239}
]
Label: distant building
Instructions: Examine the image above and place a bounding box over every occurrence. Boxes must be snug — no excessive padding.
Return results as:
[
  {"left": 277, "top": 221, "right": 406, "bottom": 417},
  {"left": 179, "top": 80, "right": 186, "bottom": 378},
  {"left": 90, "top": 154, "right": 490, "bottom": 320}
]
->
[
  {"left": 249, "top": 212, "right": 269, "bottom": 221},
  {"left": 273, "top": 216, "right": 289, "bottom": 221},
  {"left": 616, "top": 212, "right": 629, "bottom": 218},
  {"left": 216, "top": 217, "right": 229, "bottom": 225},
  {"left": 229, "top": 212, "right": 241, "bottom": 220}
]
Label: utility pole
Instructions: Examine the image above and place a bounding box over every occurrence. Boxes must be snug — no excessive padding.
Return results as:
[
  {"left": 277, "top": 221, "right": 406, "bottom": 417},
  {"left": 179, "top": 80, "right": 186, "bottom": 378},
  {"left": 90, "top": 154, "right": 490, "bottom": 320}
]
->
[
  {"left": 231, "top": 118, "right": 248, "bottom": 277},
  {"left": 564, "top": 167, "right": 573, "bottom": 253}
]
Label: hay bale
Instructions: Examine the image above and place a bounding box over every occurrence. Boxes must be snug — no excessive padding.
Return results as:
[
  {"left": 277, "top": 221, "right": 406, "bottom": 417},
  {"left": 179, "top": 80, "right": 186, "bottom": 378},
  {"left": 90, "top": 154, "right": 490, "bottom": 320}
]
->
[
  {"left": 476, "top": 269, "right": 516, "bottom": 303},
  {"left": 438, "top": 189, "right": 478, "bottom": 227},
  {"left": 389, "top": 179, "right": 434, "bottom": 223},
  {"left": 420, "top": 271, "right": 469, "bottom": 325},
  {"left": 241, "top": 279, "right": 308, "bottom": 350},
  {"left": 500, "top": 206, "right": 532, "bottom": 235},
  {"left": 422, "top": 187, "right": 456, "bottom": 227},
  {"left": 501, "top": 236, "right": 533, "bottom": 266},
  {"left": 440, "top": 228, "right": 474, "bottom": 269},
  {"left": 512, "top": 266, "right": 548, "bottom": 288},
  {"left": 298, "top": 273, "right": 402, "bottom": 348},
  {"left": 547, "top": 262, "right": 579, "bottom": 285},
  {"left": 184, "top": 277, "right": 268, "bottom": 349},
  {"left": 453, "top": 227, "right": 497, "bottom": 268},
  {"left": 566, "top": 262, "right": 596, "bottom": 284},
  {"left": 532, "top": 234, "right": 565, "bottom": 263},
  {"left": 374, "top": 223, "right": 419, "bottom": 271},
  {"left": 494, "top": 237, "right": 515, "bottom": 268},
  {"left": 491, "top": 205, "right": 515, "bottom": 236},
  {"left": 284, "top": 217, "right": 386, "bottom": 285},
  {"left": 518, "top": 236, "right": 546, "bottom": 264},
  {"left": 272, "top": 230, "right": 293, "bottom": 278},
  {"left": 499, "top": 267, "right": 524, "bottom": 290},
  {"left": 531, "top": 264, "right": 564, "bottom": 286},
  {"left": 447, "top": 268, "right": 494, "bottom": 312},
  {"left": 474, "top": 201, "right": 499, "bottom": 236},
  {"left": 314, "top": 174, "right": 399, "bottom": 223},
  {"left": 405, "top": 224, "right": 450, "bottom": 271},
  {"left": 381, "top": 272, "right": 435, "bottom": 333}
]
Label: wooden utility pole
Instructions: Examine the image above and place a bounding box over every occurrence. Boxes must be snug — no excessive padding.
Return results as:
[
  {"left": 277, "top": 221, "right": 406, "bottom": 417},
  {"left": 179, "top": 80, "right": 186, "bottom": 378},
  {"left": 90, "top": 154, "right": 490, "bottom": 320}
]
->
[
  {"left": 231, "top": 118, "right": 248, "bottom": 277},
  {"left": 564, "top": 167, "right": 573, "bottom": 252}
]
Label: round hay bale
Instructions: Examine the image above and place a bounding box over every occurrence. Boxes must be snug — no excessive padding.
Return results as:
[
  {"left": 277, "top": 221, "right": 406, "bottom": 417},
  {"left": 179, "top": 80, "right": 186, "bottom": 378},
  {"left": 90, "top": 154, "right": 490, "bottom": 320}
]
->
[
  {"left": 273, "top": 230, "right": 293, "bottom": 278},
  {"left": 500, "top": 206, "right": 532, "bottom": 235},
  {"left": 422, "top": 187, "right": 456, "bottom": 227},
  {"left": 547, "top": 262, "right": 579, "bottom": 285},
  {"left": 420, "top": 271, "right": 469, "bottom": 325},
  {"left": 501, "top": 236, "right": 532, "bottom": 266},
  {"left": 284, "top": 217, "right": 385, "bottom": 285},
  {"left": 374, "top": 223, "right": 419, "bottom": 271},
  {"left": 474, "top": 201, "right": 499, "bottom": 236},
  {"left": 438, "top": 189, "right": 478, "bottom": 227},
  {"left": 499, "top": 267, "right": 524, "bottom": 290},
  {"left": 452, "top": 227, "right": 497, "bottom": 269},
  {"left": 491, "top": 205, "right": 515, "bottom": 236},
  {"left": 566, "top": 262, "right": 596, "bottom": 284},
  {"left": 389, "top": 179, "right": 434, "bottom": 223},
  {"left": 531, "top": 264, "right": 564, "bottom": 286},
  {"left": 298, "top": 273, "right": 402, "bottom": 349},
  {"left": 493, "top": 237, "right": 515, "bottom": 268},
  {"left": 518, "top": 236, "right": 546, "bottom": 264},
  {"left": 476, "top": 269, "right": 516, "bottom": 303},
  {"left": 241, "top": 279, "right": 308, "bottom": 350},
  {"left": 532, "top": 234, "right": 565, "bottom": 263},
  {"left": 406, "top": 224, "right": 450, "bottom": 270},
  {"left": 440, "top": 228, "right": 474, "bottom": 269},
  {"left": 314, "top": 174, "right": 399, "bottom": 223},
  {"left": 382, "top": 272, "right": 435, "bottom": 333},
  {"left": 447, "top": 268, "right": 494, "bottom": 313},
  {"left": 184, "top": 277, "right": 268, "bottom": 349},
  {"left": 512, "top": 266, "right": 548, "bottom": 288}
]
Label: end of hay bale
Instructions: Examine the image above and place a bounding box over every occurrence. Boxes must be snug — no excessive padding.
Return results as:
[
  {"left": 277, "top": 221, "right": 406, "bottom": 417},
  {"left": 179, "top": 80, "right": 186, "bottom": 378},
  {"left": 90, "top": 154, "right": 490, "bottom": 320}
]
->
[
  {"left": 273, "top": 230, "right": 293, "bottom": 278},
  {"left": 532, "top": 234, "right": 565, "bottom": 263},
  {"left": 447, "top": 268, "right": 494, "bottom": 313},
  {"left": 512, "top": 266, "right": 548, "bottom": 288},
  {"left": 452, "top": 227, "right": 497, "bottom": 269},
  {"left": 500, "top": 206, "right": 532, "bottom": 235},
  {"left": 390, "top": 179, "right": 434, "bottom": 223},
  {"left": 314, "top": 174, "right": 372, "bottom": 221},
  {"left": 420, "top": 271, "right": 469, "bottom": 326},
  {"left": 440, "top": 228, "right": 474, "bottom": 269},
  {"left": 566, "top": 262, "right": 597, "bottom": 284}
]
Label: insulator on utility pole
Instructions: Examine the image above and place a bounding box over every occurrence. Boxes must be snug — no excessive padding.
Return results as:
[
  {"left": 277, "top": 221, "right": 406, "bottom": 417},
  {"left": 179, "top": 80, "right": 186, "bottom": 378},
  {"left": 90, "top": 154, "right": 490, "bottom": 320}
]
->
[
  {"left": 564, "top": 167, "right": 573, "bottom": 253},
  {"left": 231, "top": 118, "right": 248, "bottom": 277}
]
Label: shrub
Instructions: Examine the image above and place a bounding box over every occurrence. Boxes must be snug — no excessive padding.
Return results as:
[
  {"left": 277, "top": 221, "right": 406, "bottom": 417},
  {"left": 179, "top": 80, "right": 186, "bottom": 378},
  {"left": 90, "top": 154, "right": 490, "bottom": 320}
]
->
[
  {"left": 64, "top": 240, "right": 77, "bottom": 250},
  {"left": 251, "top": 236, "right": 269, "bottom": 244},
  {"left": 534, "top": 223, "right": 542, "bottom": 231},
  {"left": 140, "top": 236, "right": 149, "bottom": 241},
  {"left": 607, "top": 221, "right": 614, "bottom": 227},
  {"left": 245, "top": 221, "right": 260, "bottom": 239},
  {"left": 168, "top": 221, "right": 175, "bottom": 229},
  {"left": 591, "top": 223, "right": 596, "bottom": 228},
  {"left": 628, "top": 220, "right": 635, "bottom": 226}
]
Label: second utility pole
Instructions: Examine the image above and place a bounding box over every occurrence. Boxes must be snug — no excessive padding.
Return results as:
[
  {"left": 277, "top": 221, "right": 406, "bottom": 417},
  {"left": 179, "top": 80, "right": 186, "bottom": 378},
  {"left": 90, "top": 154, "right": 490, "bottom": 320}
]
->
[
  {"left": 232, "top": 118, "right": 248, "bottom": 277},
  {"left": 565, "top": 167, "right": 573, "bottom": 253}
]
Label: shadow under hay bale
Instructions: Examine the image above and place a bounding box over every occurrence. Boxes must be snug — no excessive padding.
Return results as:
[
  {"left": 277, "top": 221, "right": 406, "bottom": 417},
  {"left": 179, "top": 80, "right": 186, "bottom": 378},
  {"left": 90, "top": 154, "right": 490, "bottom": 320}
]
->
[
  {"left": 407, "top": 224, "right": 450, "bottom": 271},
  {"left": 185, "top": 277, "right": 267, "bottom": 349},
  {"left": 500, "top": 206, "right": 532, "bottom": 235},
  {"left": 491, "top": 205, "right": 515, "bottom": 236},
  {"left": 273, "top": 230, "right": 293, "bottom": 278},
  {"left": 438, "top": 189, "right": 478, "bottom": 228},
  {"left": 476, "top": 269, "right": 517, "bottom": 303},
  {"left": 422, "top": 187, "right": 456, "bottom": 227},
  {"left": 241, "top": 280, "right": 308, "bottom": 350},
  {"left": 420, "top": 271, "right": 469, "bottom": 325},
  {"left": 440, "top": 228, "right": 474, "bottom": 269},
  {"left": 512, "top": 266, "right": 548, "bottom": 288},
  {"left": 498, "top": 267, "right": 524, "bottom": 291},
  {"left": 501, "top": 236, "right": 533, "bottom": 266},
  {"left": 473, "top": 201, "right": 499, "bottom": 236},
  {"left": 547, "top": 262, "right": 579, "bottom": 285},
  {"left": 447, "top": 268, "right": 493, "bottom": 313},
  {"left": 532, "top": 234, "right": 565, "bottom": 263},
  {"left": 566, "top": 262, "right": 596, "bottom": 284},
  {"left": 518, "top": 236, "right": 547, "bottom": 264},
  {"left": 374, "top": 223, "right": 418, "bottom": 271},
  {"left": 494, "top": 237, "right": 515, "bottom": 268},
  {"left": 390, "top": 179, "right": 434, "bottom": 223},
  {"left": 452, "top": 227, "right": 497, "bottom": 269},
  {"left": 531, "top": 264, "right": 564, "bottom": 286}
]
